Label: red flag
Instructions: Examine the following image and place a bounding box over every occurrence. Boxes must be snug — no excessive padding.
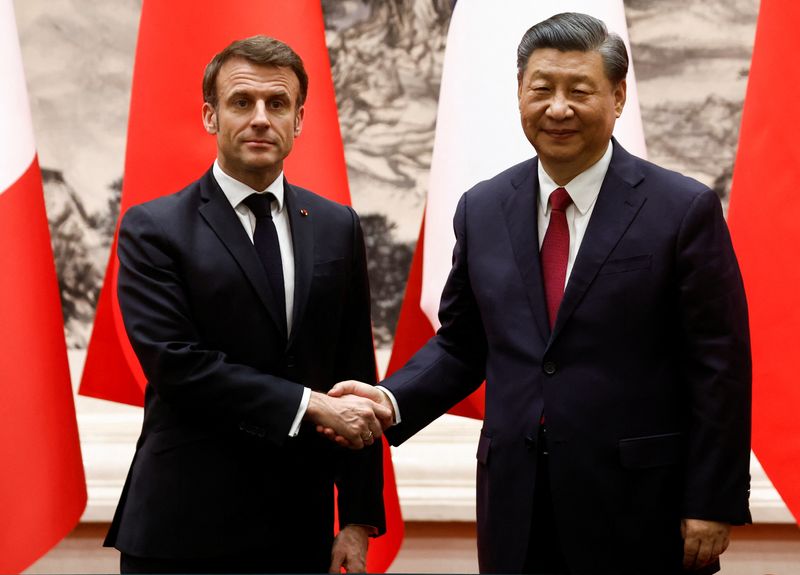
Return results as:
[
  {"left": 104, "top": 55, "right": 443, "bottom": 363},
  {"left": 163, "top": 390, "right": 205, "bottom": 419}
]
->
[
  {"left": 386, "top": 215, "right": 485, "bottom": 417},
  {"left": 78, "top": 0, "right": 402, "bottom": 568},
  {"left": 0, "top": 1, "right": 86, "bottom": 571},
  {"left": 388, "top": 0, "right": 646, "bottom": 420},
  {"left": 727, "top": 0, "right": 800, "bottom": 525}
]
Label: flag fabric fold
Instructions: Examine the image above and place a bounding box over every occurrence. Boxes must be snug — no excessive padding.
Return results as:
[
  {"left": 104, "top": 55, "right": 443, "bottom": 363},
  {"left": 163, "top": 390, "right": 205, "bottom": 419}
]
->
[
  {"left": 0, "top": 0, "right": 86, "bottom": 571},
  {"left": 78, "top": 0, "right": 402, "bottom": 568},
  {"left": 727, "top": 0, "right": 800, "bottom": 525},
  {"left": 388, "top": 0, "right": 647, "bottom": 419}
]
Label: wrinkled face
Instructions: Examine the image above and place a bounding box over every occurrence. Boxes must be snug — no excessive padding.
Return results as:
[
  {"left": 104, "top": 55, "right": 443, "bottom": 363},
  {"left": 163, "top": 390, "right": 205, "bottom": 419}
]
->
[
  {"left": 517, "top": 48, "right": 625, "bottom": 184},
  {"left": 202, "top": 57, "right": 304, "bottom": 190}
]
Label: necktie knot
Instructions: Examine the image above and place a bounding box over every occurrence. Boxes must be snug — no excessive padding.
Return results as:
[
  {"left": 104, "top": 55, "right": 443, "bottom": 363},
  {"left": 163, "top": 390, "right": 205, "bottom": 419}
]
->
[
  {"left": 549, "top": 187, "right": 572, "bottom": 212},
  {"left": 243, "top": 193, "right": 275, "bottom": 220}
]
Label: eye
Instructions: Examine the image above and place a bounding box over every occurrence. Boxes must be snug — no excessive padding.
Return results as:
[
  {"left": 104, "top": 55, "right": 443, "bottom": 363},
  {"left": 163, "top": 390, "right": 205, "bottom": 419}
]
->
[
  {"left": 269, "top": 99, "right": 286, "bottom": 110},
  {"left": 530, "top": 86, "right": 551, "bottom": 98},
  {"left": 234, "top": 98, "right": 249, "bottom": 109}
]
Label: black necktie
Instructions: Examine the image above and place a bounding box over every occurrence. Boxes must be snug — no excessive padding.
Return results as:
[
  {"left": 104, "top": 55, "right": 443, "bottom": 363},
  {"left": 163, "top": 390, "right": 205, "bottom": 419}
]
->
[{"left": 242, "top": 193, "right": 287, "bottom": 336}]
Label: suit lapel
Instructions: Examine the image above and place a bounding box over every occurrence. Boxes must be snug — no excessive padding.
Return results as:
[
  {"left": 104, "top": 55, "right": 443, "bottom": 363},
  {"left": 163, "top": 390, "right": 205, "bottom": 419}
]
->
[
  {"left": 197, "top": 170, "right": 287, "bottom": 334},
  {"left": 550, "top": 142, "right": 647, "bottom": 340},
  {"left": 500, "top": 159, "right": 550, "bottom": 343},
  {"left": 284, "top": 181, "right": 313, "bottom": 349}
]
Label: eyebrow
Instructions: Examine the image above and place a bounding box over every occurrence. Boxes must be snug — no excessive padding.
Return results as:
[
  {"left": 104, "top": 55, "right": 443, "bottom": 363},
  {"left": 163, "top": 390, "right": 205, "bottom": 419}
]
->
[
  {"left": 530, "top": 70, "right": 594, "bottom": 83},
  {"left": 227, "top": 88, "right": 291, "bottom": 100}
]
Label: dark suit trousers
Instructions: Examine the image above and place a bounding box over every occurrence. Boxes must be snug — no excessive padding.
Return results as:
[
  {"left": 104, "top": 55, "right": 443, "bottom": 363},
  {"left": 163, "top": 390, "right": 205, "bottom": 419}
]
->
[
  {"left": 120, "top": 547, "right": 329, "bottom": 574},
  {"left": 521, "top": 433, "right": 722, "bottom": 575}
]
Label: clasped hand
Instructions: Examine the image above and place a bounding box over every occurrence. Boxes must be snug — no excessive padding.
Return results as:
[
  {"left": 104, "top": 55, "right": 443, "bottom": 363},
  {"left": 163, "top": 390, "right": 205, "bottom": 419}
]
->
[
  {"left": 305, "top": 384, "right": 392, "bottom": 449},
  {"left": 312, "top": 381, "right": 395, "bottom": 449}
]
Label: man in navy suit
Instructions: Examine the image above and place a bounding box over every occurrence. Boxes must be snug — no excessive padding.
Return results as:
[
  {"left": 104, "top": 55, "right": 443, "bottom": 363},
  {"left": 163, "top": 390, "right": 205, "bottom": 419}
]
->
[
  {"left": 327, "top": 12, "right": 751, "bottom": 575},
  {"left": 105, "top": 36, "right": 391, "bottom": 573}
]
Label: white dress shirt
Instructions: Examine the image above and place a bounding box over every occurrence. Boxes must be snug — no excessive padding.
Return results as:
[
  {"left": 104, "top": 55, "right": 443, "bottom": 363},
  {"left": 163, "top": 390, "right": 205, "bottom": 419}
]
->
[
  {"left": 537, "top": 142, "right": 612, "bottom": 286},
  {"left": 212, "top": 161, "right": 309, "bottom": 436},
  {"left": 379, "top": 142, "right": 614, "bottom": 424}
]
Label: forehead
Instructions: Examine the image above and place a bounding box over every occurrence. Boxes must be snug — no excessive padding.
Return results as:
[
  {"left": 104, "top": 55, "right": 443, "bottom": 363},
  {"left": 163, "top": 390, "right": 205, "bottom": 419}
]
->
[
  {"left": 523, "top": 48, "right": 607, "bottom": 82},
  {"left": 216, "top": 57, "right": 300, "bottom": 96}
]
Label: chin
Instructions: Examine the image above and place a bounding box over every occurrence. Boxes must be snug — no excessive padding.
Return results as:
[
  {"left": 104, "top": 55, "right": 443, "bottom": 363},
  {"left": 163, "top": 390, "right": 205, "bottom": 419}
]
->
[{"left": 538, "top": 148, "right": 580, "bottom": 162}]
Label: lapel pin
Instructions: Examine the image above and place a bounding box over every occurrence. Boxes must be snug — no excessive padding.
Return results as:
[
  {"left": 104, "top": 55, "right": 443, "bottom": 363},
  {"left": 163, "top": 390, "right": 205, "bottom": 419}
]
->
[{"left": 300, "top": 208, "right": 309, "bottom": 217}]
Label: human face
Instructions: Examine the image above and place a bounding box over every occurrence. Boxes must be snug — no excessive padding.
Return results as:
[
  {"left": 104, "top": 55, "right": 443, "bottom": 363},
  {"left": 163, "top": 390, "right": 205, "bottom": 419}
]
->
[
  {"left": 517, "top": 48, "right": 625, "bottom": 185},
  {"left": 202, "top": 57, "right": 304, "bottom": 190}
]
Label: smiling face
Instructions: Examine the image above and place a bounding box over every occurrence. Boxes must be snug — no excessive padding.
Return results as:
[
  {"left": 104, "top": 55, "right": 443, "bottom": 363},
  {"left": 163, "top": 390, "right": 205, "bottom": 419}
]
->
[
  {"left": 202, "top": 57, "right": 304, "bottom": 190},
  {"left": 517, "top": 48, "right": 626, "bottom": 185}
]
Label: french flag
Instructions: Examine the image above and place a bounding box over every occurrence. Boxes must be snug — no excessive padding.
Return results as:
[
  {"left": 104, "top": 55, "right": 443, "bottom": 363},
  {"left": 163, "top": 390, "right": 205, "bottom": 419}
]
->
[
  {"left": 0, "top": 0, "right": 86, "bottom": 571},
  {"left": 387, "top": 0, "right": 647, "bottom": 416}
]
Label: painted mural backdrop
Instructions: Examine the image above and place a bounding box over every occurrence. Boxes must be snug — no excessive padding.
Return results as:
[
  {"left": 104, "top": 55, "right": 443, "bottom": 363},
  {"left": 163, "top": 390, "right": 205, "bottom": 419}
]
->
[{"left": 13, "top": 0, "right": 757, "bottom": 351}]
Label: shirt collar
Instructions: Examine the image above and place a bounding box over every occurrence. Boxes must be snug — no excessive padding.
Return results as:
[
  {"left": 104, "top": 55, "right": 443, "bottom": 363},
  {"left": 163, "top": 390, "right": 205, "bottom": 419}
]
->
[
  {"left": 212, "top": 160, "right": 285, "bottom": 213},
  {"left": 537, "top": 141, "right": 613, "bottom": 216}
]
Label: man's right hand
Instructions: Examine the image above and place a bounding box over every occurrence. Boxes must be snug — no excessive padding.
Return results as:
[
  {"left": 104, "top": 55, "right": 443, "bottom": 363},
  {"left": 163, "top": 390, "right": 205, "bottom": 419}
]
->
[
  {"left": 304, "top": 390, "right": 391, "bottom": 449},
  {"left": 316, "top": 381, "right": 396, "bottom": 448}
]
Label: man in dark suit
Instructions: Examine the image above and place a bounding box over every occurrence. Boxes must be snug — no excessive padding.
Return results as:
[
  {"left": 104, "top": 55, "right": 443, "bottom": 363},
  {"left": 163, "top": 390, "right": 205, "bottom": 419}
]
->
[
  {"left": 105, "top": 36, "right": 391, "bottom": 573},
  {"left": 327, "top": 12, "right": 751, "bottom": 575}
]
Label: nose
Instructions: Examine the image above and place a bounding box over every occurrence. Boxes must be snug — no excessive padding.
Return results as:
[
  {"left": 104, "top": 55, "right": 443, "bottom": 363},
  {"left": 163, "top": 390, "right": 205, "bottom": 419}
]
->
[
  {"left": 251, "top": 101, "right": 270, "bottom": 127},
  {"left": 546, "top": 92, "right": 573, "bottom": 121}
]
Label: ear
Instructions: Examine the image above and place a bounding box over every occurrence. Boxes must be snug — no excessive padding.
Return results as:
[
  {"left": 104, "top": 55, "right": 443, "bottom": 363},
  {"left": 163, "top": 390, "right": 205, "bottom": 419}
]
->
[
  {"left": 294, "top": 105, "right": 305, "bottom": 137},
  {"left": 613, "top": 79, "right": 627, "bottom": 118},
  {"left": 202, "top": 102, "right": 218, "bottom": 134}
]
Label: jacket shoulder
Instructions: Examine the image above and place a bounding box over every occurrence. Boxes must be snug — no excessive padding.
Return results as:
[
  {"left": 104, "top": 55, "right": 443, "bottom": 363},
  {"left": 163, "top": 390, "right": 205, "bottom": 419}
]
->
[
  {"left": 121, "top": 176, "right": 204, "bottom": 225},
  {"left": 288, "top": 183, "right": 358, "bottom": 226},
  {"left": 464, "top": 158, "right": 537, "bottom": 204},
  {"left": 618, "top": 149, "right": 710, "bottom": 204}
]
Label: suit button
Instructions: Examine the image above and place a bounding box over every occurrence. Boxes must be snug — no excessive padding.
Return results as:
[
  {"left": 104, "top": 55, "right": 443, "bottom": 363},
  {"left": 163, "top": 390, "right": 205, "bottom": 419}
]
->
[
  {"left": 543, "top": 361, "right": 557, "bottom": 375},
  {"left": 286, "top": 355, "right": 296, "bottom": 368},
  {"left": 524, "top": 435, "right": 537, "bottom": 451}
]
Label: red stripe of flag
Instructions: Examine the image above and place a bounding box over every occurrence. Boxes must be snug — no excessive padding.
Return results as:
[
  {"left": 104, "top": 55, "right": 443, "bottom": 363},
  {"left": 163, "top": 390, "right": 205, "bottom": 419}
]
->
[
  {"left": 728, "top": 0, "right": 800, "bottom": 525},
  {"left": 0, "top": 158, "right": 86, "bottom": 572},
  {"left": 78, "top": 0, "right": 403, "bottom": 568},
  {"left": 386, "top": 214, "right": 485, "bottom": 417}
]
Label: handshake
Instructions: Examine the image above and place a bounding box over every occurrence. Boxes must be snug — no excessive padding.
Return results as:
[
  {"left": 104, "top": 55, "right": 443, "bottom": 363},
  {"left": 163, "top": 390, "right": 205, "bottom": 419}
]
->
[{"left": 305, "top": 381, "right": 394, "bottom": 449}]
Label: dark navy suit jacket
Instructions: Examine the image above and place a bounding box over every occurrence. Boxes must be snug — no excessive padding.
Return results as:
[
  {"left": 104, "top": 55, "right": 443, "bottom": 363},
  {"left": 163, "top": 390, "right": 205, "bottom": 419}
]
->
[
  {"left": 104, "top": 168, "right": 384, "bottom": 568},
  {"left": 384, "top": 140, "right": 751, "bottom": 574}
]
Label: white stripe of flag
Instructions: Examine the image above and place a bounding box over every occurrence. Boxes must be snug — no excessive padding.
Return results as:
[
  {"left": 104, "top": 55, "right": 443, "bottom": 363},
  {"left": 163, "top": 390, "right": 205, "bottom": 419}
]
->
[{"left": 0, "top": 0, "right": 36, "bottom": 195}]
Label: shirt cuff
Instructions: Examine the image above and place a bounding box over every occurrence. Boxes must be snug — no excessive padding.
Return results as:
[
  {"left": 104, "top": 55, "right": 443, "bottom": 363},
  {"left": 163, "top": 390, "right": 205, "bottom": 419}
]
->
[
  {"left": 375, "top": 385, "right": 401, "bottom": 425},
  {"left": 289, "top": 387, "right": 311, "bottom": 437}
]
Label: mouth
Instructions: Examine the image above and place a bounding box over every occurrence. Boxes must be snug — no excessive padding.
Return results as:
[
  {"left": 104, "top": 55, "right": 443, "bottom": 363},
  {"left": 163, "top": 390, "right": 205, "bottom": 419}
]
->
[
  {"left": 542, "top": 129, "right": 578, "bottom": 140},
  {"left": 243, "top": 139, "right": 276, "bottom": 148}
]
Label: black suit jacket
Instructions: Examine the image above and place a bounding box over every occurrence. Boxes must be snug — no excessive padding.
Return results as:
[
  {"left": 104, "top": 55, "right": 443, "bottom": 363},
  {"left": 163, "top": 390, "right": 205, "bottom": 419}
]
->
[
  {"left": 105, "top": 168, "right": 385, "bottom": 565},
  {"left": 383, "top": 141, "right": 751, "bottom": 574}
]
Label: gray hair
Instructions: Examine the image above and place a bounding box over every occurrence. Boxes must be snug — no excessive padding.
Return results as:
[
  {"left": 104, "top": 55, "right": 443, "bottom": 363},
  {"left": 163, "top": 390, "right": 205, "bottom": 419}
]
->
[{"left": 516, "top": 12, "right": 628, "bottom": 85}]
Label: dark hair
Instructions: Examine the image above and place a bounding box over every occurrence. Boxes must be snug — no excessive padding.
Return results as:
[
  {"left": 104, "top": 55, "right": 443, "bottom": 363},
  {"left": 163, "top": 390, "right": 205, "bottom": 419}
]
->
[
  {"left": 516, "top": 12, "right": 628, "bottom": 85},
  {"left": 203, "top": 35, "right": 309, "bottom": 109}
]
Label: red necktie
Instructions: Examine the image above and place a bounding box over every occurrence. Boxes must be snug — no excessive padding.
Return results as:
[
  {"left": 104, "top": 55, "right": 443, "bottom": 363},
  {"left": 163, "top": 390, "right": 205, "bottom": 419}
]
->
[{"left": 540, "top": 187, "right": 572, "bottom": 329}]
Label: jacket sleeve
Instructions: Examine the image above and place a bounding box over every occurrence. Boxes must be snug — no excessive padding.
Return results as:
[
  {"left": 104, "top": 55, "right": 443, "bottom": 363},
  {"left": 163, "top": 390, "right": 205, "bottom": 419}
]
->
[
  {"left": 384, "top": 192, "right": 488, "bottom": 446},
  {"left": 676, "top": 188, "right": 752, "bottom": 524},
  {"left": 117, "top": 204, "right": 304, "bottom": 446},
  {"left": 333, "top": 208, "right": 386, "bottom": 534}
]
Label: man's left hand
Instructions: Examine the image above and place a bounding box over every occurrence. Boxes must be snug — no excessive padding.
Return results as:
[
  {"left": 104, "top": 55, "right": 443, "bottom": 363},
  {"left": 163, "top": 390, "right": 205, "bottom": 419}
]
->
[
  {"left": 681, "top": 518, "right": 731, "bottom": 570},
  {"left": 329, "top": 524, "right": 370, "bottom": 573}
]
